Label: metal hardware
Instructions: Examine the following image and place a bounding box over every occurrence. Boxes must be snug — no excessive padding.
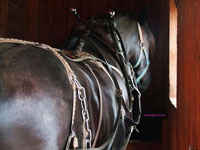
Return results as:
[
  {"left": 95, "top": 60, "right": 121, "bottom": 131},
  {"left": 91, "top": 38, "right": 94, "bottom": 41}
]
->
[
  {"left": 72, "top": 75, "right": 92, "bottom": 149},
  {"left": 116, "top": 90, "right": 122, "bottom": 97},
  {"left": 70, "top": 8, "right": 81, "bottom": 22},
  {"left": 108, "top": 10, "right": 115, "bottom": 18},
  {"left": 66, "top": 73, "right": 92, "bottom": 149}
]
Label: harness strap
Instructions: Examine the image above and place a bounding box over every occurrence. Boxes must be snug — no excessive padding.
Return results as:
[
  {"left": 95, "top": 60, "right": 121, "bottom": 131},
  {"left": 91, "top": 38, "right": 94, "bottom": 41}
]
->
[
  {"left": 81, "top": 97, "right": 122, "bottom": 150},
  {"left": 134, "top": 22, "right": 150, "bottom": 84},
  {"left": 84, "top": 38, "right": 126, "bottom": 149},
  {"left": 88, "top": 36, "right": 142, "bottom": 128},
  {"left": 136, "top": 50, "right": 150, "bottom": 83},
  {"left": 107, "top": 18, "right": 135, "bottom": 113},
  {"left": 63, "top": 41, "right": 123, "bottom": 149},
  {"left": 66, "top": 83, "right": 78, "bottom": 149},
  {"left": 87, "top": 20, "right": 142, "bottom": 125},
  {"left": 84, "top": 64, "right": 103, "bottom": 148},
  {"left": 121, "top": 125, "right": 134, "bottom": 149},
  {"left": 64, "top": 52, "right": 123, "bottom": 78},
  {"left": 90, "top": 29, "right": 119, "bottom": 61},
  {"left": 133, "top": 22, "right": 145, "bottom": 69}
]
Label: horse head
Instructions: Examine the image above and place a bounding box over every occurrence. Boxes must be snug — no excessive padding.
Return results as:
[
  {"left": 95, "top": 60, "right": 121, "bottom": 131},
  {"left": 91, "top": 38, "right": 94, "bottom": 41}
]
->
[
  {"left": 62, "top": 12, "right": 156, "bottom": 91},
  {"left": 113, "top": 13, "right": 156, "bottom": 91}
]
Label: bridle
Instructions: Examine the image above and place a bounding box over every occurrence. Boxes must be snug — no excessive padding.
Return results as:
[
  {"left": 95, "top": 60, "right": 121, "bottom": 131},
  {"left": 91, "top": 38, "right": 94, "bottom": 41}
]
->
[
  {"left": 64, "top": 10, "right": 150, "bottom": 149},
  {"left": 133, "top": 22, "right": 150, "bottom": 84}
]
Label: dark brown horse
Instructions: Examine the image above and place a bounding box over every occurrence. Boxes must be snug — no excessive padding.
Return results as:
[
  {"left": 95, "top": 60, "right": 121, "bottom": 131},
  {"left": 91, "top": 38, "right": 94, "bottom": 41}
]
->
[{"left": 0, "top": 13, "right": 155, "bottom": 150}]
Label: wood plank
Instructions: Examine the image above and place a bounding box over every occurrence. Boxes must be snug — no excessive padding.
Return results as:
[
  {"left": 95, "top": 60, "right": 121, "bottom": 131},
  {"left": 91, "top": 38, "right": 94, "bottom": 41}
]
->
[
  {"left": 24, "top": 0, "right": 39, "bottom": 42},
  {"left": 0, "top": 0, "right": 8, "bottom": 37},
  {"left": 39, "top": 0, "right": 54, "bottom": 45},
  {"left": 140, "top": 0, "right": 167, "bottom": 114},
  {"left": 93, "top": 0, "right": 108, "bottom": 16},
  {"left": 9, "top": 0, "right": 24, "bottom": 6},
  {"left": 119, "top": 0, "right": 139, "bottom": 13},
  {"left": 53, "top": 0, "right": 67, "bottom": 46},
  {"left": 80, "top": 0, "right": 94, "bottom": 21},
  {"left": 127, "top": 140, "right": 161, "bottom": 150},
  {"left": 177, "top": 0, "right": 200, "bottom": 149},
  {"left": 7, "top": 0, "right": 25, "bottom": 39},
  {"left": 177, "top": 1, "right": 187, "bottom": 149},
  {"left": 107, "top": 0, "right": 120, "bottom": 11},
  {"left": 162, "top": 103, "right": 177, "bottom": 150}
]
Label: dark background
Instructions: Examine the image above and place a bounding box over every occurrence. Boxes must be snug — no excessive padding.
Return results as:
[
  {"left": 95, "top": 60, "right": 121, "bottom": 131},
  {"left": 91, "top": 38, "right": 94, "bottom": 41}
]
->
[{"left": 0, "top": 0, "right": 169, "bottom": 114}]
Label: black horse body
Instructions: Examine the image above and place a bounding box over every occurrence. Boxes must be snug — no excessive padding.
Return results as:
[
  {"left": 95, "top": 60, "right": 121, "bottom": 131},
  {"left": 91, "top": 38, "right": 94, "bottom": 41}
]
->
[{"left": 0, "top": 14, "right": 155, "bottom": 150}]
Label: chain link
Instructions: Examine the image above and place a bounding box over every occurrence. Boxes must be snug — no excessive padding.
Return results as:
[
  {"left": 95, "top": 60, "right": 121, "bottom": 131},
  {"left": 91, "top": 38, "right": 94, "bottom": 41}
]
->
[{"left": 69, "top": 74, "right": 92, "bottom": 149}]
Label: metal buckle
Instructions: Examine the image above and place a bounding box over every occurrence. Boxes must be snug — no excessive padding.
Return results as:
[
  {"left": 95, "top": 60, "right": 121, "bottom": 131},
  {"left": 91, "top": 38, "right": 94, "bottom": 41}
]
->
[
  {"left": 140, "top": 42, "right": 144, "bottom": 48},
  {"left": 116, "top": 90, "right": 122, "bottom": 97}
]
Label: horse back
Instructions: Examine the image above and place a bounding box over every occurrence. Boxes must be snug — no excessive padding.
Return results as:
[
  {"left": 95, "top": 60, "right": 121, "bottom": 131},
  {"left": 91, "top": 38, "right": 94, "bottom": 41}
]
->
[{"left": 0, "top": 43, "right": 73, "bottom": 150}]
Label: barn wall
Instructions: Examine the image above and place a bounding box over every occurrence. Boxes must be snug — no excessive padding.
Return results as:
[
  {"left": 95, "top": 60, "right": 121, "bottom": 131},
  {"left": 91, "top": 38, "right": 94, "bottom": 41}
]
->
[
  {"left": 0, "top": 0, "right": 8, "bottom": 36},
  {"left": 0, "top": 0, "right": 168, "bottom": 115},
  {"left": 177, "top": 0, "right": 200, "bottom": 149},
  {"left": 163, "top": 0, "right": 200, "bottom": 150},
  {"left": 161, "top": 0, "right": 177, "bottom": 149}
]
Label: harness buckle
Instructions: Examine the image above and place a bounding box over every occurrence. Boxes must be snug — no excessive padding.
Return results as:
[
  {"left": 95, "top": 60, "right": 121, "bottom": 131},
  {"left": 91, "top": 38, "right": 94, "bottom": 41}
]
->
[
  {"left": 70, "top": 8, "right": 81, "bottom": 22},
  {"left": 140, "top": 42, "right": 144, "bottom": 48},
  {"left": 116, "top": 89, "right": 122, "bottom": 97},
  {"left": 108, "top": 10, "right": 115, "bottom": 18}
]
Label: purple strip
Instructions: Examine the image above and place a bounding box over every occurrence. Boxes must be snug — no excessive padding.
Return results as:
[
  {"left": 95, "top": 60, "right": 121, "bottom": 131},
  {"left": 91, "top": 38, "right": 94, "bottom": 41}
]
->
[{"left": 143, "top": 114, "right": 167, "bottom": 117}]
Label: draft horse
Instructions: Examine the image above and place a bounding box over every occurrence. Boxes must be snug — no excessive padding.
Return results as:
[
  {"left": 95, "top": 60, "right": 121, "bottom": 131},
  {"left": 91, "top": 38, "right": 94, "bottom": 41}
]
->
[{"left": 0, "top": 12, "right": 155, "bottom": 150}]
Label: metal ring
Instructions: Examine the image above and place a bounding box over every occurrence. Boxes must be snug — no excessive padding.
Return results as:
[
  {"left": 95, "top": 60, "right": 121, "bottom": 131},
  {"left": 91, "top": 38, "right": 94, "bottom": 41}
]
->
[{"left": 140, "top": 42, "right": 144, "bottom": 48}]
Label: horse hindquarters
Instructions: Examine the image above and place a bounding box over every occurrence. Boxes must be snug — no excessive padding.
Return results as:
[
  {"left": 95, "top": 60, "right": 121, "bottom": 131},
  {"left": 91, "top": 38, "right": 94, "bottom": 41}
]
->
[
  {"left": 0, "top": 96, "right": 73, "bottom": 150},
  {"left": 0, "top": 43, "right": 73, "bottom": 150}
]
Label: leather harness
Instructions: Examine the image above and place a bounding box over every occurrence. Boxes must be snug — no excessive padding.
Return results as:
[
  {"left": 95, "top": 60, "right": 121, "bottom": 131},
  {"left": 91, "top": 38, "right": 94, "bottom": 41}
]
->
[
  {"left": 0, "top": 13, "right": 149, "bottom": 149},
  {"left": 64, "top": 14, "right": 148, "bottom": 149}
]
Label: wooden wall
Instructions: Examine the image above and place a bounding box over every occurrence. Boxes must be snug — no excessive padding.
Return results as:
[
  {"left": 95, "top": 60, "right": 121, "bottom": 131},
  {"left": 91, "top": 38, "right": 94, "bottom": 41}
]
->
[
  {"left": 0, "top": 0, "right": 8, "bottom": 36},
  {"left": 163, "top": 0, "right": 200, "bottom": 150},
  {"left": 161, "top": 0, "right": 177, "bottom": 149},
  {"left": 0, "top": 0, "right": 169, "bottom": 115},
  {"left": 177, "top": 0, "right": 200, "bottom": 149}
]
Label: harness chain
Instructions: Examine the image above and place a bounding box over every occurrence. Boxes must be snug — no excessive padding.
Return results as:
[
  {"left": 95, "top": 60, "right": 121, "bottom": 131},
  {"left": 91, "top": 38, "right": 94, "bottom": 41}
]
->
[
  {"left": 79, "top": 33, "right": 134, "bottom": 149},
  {"left": 66, "top": 16, "right": 140, "bottom": 149},
  {"left": 66, "top": 49, "right": 124, "bottom": 149},
  {"left": 0, "top": 38, "right": 92, "bottom": 149},
  {"left": 56, "top": 51, "right": 93, "bottom": 149}
]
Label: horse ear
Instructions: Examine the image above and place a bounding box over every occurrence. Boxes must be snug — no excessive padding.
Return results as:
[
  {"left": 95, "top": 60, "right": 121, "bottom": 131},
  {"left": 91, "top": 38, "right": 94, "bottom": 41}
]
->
[{"left": 139, "top": 8, "right": 147, "bottom": 25}]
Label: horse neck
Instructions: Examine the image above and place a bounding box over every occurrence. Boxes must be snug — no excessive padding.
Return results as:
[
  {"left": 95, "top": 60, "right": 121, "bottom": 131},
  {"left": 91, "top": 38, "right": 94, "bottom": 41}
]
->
[{"left": 83, "top": 34, "right": 121, "bottom": 71}]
